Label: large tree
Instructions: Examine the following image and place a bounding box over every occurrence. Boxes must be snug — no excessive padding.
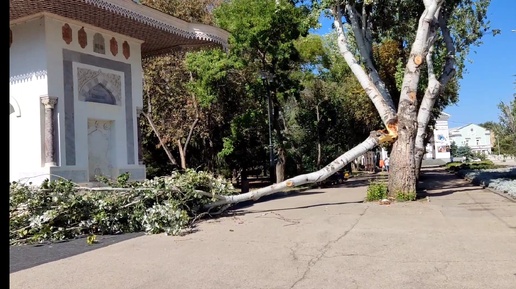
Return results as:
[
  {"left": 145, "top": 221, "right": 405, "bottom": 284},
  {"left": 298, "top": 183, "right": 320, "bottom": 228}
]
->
[
  {"left": 491, "top": 95, "right": 516, "bottom": 156},
  {"left": 322, "top": 0, "right": 494, "bottom": 197},
  {"left": 204, "top": 0, "right": 495, "bottom": 208}
]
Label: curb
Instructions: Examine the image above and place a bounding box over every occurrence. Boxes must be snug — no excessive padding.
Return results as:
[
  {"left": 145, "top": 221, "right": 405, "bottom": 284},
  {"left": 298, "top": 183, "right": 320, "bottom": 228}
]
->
[{"left": 484, "top": 186, "right": 516, "bottom": 203}]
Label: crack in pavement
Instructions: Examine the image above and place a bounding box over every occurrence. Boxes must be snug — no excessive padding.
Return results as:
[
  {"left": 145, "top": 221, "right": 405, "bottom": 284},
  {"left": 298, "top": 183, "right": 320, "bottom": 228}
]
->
[
  {"left": 289, "top": 242, "right": 300, "bottom": 262},
  {"left": 434, "top": 262, "right": 450, "bottom": 282},
  {"left": 256, "top": 212, "right": 301, "bottom": 226},
  {"left": 289, "top": 206, "right": 370, "bottom": 289}
]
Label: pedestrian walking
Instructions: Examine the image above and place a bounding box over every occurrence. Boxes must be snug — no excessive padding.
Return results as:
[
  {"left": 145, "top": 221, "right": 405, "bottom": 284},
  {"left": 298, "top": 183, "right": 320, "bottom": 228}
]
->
[{"left": 384, "top": 157, "right": 390, "bottom": 172}]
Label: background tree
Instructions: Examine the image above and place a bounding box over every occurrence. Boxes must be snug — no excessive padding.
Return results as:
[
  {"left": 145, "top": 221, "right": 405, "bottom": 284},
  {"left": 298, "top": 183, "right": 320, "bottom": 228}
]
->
[
  {"left": 140, "top": 0, "right": 225, "bottom": 177},
  {"left": 185, "top": 49, "right": 269, "bottom": 180},
  {"left": 290, "top": 33, "right": 380, "bottom": 173},
  {"left": 210, "top": 0, "right": 317, "bottom": 182},
  {"left": 453, "top": 144, "right": 473, "bottom": 158},
  {"left": 494, "top": 96, "right": 516, "bottom": 156},
  {"left": 478, "top": 120, "right": 501, "bottom": 154}
]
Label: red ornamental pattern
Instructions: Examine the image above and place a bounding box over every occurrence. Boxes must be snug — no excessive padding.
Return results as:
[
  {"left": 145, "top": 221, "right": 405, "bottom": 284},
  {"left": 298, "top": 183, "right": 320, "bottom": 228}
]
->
[
  {"left": 62, "top": 23, "right": 72, "bottom": 44},
  {"left": 123, "top": 41, "right": 130, "bottom": 59},
  {"left": 78, "top": 27, "right": 87, "bottom": 48},
  {"left": 110, "top": 37, "right": 118, "bottom": 56}
]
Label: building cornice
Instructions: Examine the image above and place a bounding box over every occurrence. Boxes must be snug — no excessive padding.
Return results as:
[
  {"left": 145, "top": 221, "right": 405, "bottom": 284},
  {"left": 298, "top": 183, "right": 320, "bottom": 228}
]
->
[{"left": 10, "top": 0, "right": 230, "bottom": 56}]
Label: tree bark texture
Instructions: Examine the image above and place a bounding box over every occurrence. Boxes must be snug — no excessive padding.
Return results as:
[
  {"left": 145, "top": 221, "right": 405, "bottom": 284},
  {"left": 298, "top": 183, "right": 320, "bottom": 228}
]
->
[
  {"left": 177, "top": 140, "right": 187, "bottom": 170},
  {"left": 316, "top": 104, "right": 321, "bottom": 169},
  {"left": 388, "top": 125, "right": 417, "bottom": 197},
  {"left": 275, "top": 147, "right": 286, "bottom": 183},
  {"left": 387, "top": 1, "right": 442, "bottom": 196},
  {"left": 414, "top": 13, "right": 456, "bottom": 176}
]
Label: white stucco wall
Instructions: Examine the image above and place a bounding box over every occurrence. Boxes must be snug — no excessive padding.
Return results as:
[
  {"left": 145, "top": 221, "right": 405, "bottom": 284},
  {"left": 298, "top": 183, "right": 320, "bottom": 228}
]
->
[
  {"left": 10, "top": 14, "right": 145, "bottom": 184},
  {"left": 450, "top": 124, "right": 492, "bottom": 154},
  {"left": 10, "top": 17, "right": 49, "bottom": 183},
  {"left": 423, "top": 115, "right": 451, "bottom": 160}
]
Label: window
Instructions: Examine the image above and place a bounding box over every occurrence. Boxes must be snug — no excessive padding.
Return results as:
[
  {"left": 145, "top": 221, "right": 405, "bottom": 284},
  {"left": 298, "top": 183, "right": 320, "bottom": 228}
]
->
[{"left": 93, "top": 33, "right": 105, "bottom": 54}]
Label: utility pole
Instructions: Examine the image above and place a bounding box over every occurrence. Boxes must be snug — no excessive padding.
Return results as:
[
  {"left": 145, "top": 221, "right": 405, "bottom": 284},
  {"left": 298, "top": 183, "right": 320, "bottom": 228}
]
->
[
  {"left": 497, "top": 135, "right": 501, "bottom": 158},
  {"left": 261, "top": 71, "right": 275, "bottom": 184}
]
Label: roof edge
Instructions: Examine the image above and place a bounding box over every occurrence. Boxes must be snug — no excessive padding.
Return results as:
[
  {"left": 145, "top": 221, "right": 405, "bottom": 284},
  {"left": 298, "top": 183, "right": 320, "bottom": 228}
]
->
[
  {"left": 10, "top": 12, "right": 146, "bottom": 45},
  {"left": 84, "top": 0, "right": 229, "bottom": 49}
]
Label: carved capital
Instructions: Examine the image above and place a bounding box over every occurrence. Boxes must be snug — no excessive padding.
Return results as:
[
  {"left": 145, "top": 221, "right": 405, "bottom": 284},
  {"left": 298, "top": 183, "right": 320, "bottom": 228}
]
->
[{"left": 41, "top": 96, "right": 58, "bottom": 109}]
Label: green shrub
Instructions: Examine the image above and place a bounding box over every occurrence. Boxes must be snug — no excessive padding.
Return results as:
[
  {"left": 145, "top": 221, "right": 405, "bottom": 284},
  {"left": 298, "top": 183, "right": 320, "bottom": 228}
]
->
[
  {"left": 366, "top": 180, "right": 388, "bottom": 201},
  {"left": 395, "top": 191, "right": 417, "bottom": 202},
  {"left": 446, "top": 160, "right": 498, "bottom": 172},
  {"left": 469, "top": 160, "right": 496, "bottom": 170}
]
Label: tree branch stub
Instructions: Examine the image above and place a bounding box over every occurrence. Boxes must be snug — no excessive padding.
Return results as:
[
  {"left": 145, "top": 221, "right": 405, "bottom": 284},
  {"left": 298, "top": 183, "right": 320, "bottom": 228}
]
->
[{"left": 413, "top": 55, "right": 424, "bottom": 66}]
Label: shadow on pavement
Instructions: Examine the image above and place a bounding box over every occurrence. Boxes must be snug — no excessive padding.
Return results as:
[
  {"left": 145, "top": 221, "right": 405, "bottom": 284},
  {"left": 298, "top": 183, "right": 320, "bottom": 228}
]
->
[
  {"left": 10, "top": 232, "right": 144, "bottom": 273},
  {"left": 417, "top": 168, "right": 474, "bottom": 193},
  {"left": 418, "top": 187, "right": 482, "bottom": 198},
  {"left": 231, "top": 200, "right": 364, "bottom": 215}
]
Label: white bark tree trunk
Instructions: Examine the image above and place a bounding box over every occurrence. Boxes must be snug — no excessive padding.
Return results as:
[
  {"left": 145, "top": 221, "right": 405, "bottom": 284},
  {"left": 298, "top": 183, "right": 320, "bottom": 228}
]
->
[
  {"left": 142, "top": 111, "right": 178, "bottom": 166},
  {"left": 388, "top": 1, "right": 441, "bottom": 196},
  {"left": 316, "top": 104, "right": 321, "bottom": 168},
  {"left": 332, "top": 7, "right": 397, "bottom": 129},
  {"left": 176, "top": 88, "right": 201, "bottom": 170},
  {"left": 414, "top": 13, "right": 457, "bottom": 176},
  {"left": 205, "top": 131, "right": 385, "bottom": 209},
  {"left": 332, "top": 0, "right": 444, "bottom": 197}
]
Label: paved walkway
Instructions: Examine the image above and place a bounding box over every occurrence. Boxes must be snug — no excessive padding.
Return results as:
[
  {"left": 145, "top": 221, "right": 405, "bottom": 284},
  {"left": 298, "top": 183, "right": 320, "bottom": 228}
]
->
[{"left": 10, "top": 168, "right": 516, "bottom": 289}]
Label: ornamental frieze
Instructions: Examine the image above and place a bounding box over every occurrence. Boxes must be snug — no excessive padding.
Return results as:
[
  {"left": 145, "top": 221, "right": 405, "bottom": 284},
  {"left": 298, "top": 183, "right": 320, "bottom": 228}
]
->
[
  {"left": 110, "top": 37, "right": 118, "bottom": 56},
  {"left": 123, "top": 41, "right": 130, "bottom": 59},
  {"left": 78, "top": 27, "right": 87, "bottom": 48},
  {"left": 62, "top": 23, "right": 72, "bottom": 44}
]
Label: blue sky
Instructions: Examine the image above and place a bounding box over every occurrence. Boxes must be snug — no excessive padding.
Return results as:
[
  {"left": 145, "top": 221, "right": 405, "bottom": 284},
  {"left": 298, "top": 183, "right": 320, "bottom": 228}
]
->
[{"left": 311, "top": 1, "right": 516, "bottom": 128}]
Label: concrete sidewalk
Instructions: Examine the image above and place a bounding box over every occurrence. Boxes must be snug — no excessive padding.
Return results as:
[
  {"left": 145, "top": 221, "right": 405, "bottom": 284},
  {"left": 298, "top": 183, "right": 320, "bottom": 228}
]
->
[{"left": 9, "top": 168, "right": 516, "bottom": 289}]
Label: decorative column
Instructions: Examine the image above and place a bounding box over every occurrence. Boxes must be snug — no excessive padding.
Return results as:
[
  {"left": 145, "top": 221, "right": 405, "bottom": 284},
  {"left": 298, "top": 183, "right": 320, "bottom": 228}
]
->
[
  {"left": 136, "top": 107, "right": 144, "bottom": 165},
  {"left": 41, "top": 96, "right": 58, "bottom": 166}
]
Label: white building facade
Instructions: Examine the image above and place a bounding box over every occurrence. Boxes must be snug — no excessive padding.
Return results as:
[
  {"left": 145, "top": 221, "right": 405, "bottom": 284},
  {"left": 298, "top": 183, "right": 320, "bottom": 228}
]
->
[
  {"left": 449, "top": 124, "right": 492, "bottom": 155},
  {"left": 10, "top": 0, "right": 229, "bottom": 185},
  {"left": 424, "top": 112, "right": 452, "bottom": 160}
]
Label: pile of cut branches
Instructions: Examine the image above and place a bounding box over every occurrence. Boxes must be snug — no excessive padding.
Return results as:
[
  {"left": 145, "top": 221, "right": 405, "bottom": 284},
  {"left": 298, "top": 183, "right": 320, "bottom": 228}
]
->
[{"left": 9, "top": 169, "right": 235, "bottom": 246}]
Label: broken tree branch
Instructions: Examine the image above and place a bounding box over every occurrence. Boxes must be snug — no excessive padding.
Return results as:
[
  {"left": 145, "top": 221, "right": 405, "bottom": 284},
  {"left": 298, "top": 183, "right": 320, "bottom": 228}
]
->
[
  {"left": 332, "top": 6, "right": 397, "bottom": 130},
  {"left": 204, "top": 130, "right": 391, "bottom": 209}
]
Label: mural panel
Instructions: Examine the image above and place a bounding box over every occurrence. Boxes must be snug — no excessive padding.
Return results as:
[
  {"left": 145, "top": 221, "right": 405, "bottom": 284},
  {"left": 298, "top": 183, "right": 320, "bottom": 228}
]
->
[
  {"left": 77, "top": 67, "right": 122, "bottom": 105},
  {"left": 88, "top": 119, "right": 115, "bottom": 181}
]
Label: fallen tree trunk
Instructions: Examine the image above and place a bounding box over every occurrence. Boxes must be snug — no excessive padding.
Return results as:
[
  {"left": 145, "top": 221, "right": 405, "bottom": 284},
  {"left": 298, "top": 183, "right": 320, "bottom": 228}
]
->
[{"left": 205, "top": 130, "right": 390, "bottom": 210}]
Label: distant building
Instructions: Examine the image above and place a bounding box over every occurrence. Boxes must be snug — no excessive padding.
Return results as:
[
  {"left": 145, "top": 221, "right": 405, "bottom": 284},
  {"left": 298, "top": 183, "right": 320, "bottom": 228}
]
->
[
  {"left": 424, "top": 112, "right": 451, "bottom": 160},
  {"left": 449, "top": 124, "right": 492, "bottom": 155}
]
